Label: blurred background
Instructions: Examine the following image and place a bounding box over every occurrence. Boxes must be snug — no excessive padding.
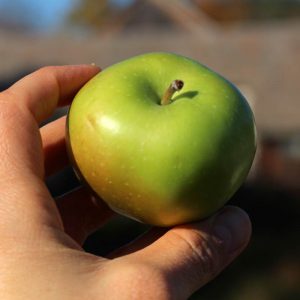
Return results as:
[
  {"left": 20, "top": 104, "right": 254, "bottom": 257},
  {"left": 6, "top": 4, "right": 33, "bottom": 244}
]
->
[{"left": 0, "top": 0, "right": 299, "bottom": 299}]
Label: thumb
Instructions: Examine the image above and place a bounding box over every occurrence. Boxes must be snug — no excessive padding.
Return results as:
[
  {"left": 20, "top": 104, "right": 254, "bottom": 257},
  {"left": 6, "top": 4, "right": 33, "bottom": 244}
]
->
[{"left": 129, "top": 206, "right": 251, "bottom": 299}]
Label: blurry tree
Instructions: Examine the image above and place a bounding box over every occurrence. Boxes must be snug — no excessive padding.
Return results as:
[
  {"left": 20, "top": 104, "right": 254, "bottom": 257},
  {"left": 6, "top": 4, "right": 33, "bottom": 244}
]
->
[
  {"left": 67, "top": 0, "right": 213, "bottom": 34},
  {"left": 68, "top": 0, "right": 120, "bottom": 30},
  {"left": 194, "top": 0, "right": 300, "bottom": 23},
  {"left": 253, "top": 0, "right": 300, "bottom": 20},
  {"left": 69, "top": 0, "right": 300, "bottom": 31},
  {"left": 193, "top": 0, "right": 250, "bottom": 23}
]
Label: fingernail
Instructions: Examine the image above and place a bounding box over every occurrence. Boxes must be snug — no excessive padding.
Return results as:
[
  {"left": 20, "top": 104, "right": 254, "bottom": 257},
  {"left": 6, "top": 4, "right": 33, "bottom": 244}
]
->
[{"left": 213, "top": 207, "right": 251, "bottom": 255}]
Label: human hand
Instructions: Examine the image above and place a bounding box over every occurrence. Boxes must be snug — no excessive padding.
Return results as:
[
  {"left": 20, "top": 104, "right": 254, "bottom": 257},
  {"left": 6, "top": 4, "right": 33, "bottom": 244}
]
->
[{"left": 0, "top": 65, "right": 251, "bottom": 300}]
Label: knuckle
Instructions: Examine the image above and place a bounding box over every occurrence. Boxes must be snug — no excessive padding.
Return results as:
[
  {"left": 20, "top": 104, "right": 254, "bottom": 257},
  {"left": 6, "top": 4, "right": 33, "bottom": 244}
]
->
[
  {"left": 0, "top": 88, "right": 16, "bottom": 104},
  {"left": 0, "top": 84, "right": 31, "bottom": 118},
  {"left": 34, "top": 66, "right": 58, "bottom": 87},
  {"left": 36, "top": 65, "right": 56, "bottom": 74},
  {"left": 35, "top": 66, "right": 61, "bottom": 95},
  {"left": 169, "top": 228, "right": 223, "bottom": 278},
  {"left": 0, "top": 100, "right": 21, "bottom": 129}
]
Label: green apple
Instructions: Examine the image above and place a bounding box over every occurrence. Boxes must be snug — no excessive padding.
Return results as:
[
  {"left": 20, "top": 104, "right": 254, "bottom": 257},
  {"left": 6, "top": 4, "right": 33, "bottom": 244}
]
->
[{"left": 66, "top": 52, "right": 256, "bottom": 226}]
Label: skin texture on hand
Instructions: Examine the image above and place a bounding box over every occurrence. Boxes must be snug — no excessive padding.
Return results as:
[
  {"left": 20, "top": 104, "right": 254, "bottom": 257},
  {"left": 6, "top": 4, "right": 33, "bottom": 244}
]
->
[{"left": 0, "top": 65, "right": 252, "bottom": 300}]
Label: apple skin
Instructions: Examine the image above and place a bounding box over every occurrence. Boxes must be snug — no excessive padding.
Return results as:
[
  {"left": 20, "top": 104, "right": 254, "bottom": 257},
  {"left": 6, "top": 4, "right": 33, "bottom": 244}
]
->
[{"left": 66, "top": 52, "right": 256, "bottom": 226}]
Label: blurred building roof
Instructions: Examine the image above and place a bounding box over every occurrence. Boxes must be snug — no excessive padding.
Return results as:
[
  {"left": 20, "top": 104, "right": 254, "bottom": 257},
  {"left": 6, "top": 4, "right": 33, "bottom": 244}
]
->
[{"left": 0, "top": 20, "right": 299, "bottom": 136}]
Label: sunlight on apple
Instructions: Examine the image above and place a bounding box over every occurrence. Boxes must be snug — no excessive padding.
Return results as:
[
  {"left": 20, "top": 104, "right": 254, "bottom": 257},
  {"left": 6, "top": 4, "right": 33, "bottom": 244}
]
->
[{"left": 99, "top": 116, "right": 120, "bottom": 134}]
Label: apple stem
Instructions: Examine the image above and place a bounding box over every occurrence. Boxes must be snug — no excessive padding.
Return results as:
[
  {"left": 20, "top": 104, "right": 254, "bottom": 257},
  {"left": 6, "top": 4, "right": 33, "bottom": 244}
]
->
[{"left": 161, "top": 80, "right": 184, "bottom": 105}]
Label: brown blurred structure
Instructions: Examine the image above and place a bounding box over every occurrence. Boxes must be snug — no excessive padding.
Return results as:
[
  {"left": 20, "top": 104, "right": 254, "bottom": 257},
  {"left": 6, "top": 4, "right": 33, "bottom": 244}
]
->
[
  {"left": 194, "top": 0, "right": 251, "bottom": 23},
  {"left": 256, "top": 135, "right": 300, "bottom": 195},
  {"left": 68, "top": 0, "right": 300, "bottom": 30},
  {"left": 69, "top": 0, "right": 217, "bottom": 34},
  {"left": 193, "top": 0, "right": 300, "bottom": 23}
]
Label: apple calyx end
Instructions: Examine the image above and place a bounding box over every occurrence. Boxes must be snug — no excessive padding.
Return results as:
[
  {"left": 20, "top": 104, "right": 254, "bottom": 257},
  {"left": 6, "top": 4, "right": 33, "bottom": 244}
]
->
[{"left": 161, "top": 80, "right": 184, "bottom": 105}]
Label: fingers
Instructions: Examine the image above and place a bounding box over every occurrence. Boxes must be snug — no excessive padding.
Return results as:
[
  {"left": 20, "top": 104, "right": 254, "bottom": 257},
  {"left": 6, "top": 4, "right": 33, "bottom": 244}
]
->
[
  {"left": 0, "top": 65, "right": 101, "bottom": 239},
  {"left": 124, "top": 206, "right": 251, "bottom": 299},
  {"left": 0, "top": 65, "right": 100, "bottom": 178},
  {"left": 41, "top": 116, "right": 68, "bottom": 176},
  {"left": 56, "top": 187, "right": 115, "bottom": 245},
  {"left": 4, "top": 65, "right": 100, "bottom": 124}
]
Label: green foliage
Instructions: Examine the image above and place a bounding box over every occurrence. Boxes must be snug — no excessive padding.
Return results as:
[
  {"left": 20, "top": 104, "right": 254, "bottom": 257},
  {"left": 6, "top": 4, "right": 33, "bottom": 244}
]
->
[
  {"left": 250, "top": 0, "right": 300, "bottom": 20},
  {"left": 68, "top": 0, "right": 300, "bottom": 31},
  {"left": 68, "top": 0, "right": 115, "bottom": 29}
]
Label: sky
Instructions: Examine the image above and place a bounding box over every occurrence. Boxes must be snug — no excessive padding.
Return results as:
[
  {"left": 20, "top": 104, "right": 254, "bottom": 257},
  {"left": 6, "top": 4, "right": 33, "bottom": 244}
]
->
[{"left": 0, "top": 0, "right": 134, "bottom": 32}]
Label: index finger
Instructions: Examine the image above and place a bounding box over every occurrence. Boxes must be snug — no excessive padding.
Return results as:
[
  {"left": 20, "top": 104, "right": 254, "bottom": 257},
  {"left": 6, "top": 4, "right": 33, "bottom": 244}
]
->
[{"left": 3, "top": 65, "right": 100, "bottom": 123}]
